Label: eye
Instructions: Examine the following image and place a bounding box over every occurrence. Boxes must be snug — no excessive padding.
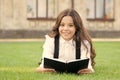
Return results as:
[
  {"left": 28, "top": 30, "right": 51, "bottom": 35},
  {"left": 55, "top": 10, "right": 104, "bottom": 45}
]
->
[
  {"left": 60, "top": 23, "right": 64, "bottom": 26},
  {"left": 69, "top": 24, "right": 74, "bottom": 27}
]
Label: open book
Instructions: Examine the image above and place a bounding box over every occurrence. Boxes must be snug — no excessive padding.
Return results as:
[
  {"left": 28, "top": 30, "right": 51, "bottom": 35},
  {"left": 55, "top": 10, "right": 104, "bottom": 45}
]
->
[{"left": 44, "top": 57, "right": 89, "bottom": 73}]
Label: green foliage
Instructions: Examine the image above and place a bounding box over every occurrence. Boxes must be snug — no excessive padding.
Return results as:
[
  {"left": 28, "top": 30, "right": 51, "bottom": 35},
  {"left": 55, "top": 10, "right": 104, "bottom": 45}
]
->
[{"left": 0, "top": 41, "right": 120, "bottom": 80}]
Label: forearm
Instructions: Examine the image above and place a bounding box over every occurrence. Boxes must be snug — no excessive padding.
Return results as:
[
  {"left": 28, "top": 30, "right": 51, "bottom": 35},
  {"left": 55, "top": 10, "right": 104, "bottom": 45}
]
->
[
  {"left": 36, "top": 67, "right": 56, "bottom": 73},
  {"left": 77, "top": 68, "right": 94, "bottom": 74}
]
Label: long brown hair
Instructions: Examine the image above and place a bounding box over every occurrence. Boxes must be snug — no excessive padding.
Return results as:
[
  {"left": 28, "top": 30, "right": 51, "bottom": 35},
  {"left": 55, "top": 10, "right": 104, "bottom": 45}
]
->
[{"left": 48, "top": 9, "right": 96, "bottom": 67}]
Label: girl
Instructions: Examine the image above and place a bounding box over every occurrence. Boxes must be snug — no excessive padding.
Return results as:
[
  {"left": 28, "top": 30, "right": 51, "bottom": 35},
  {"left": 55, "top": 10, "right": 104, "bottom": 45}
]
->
[{"left": 36, "top": 9, "right": 96, "bottom": 74}]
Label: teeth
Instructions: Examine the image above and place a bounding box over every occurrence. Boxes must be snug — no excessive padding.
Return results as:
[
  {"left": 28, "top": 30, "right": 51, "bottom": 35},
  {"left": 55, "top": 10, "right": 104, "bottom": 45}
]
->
[
  {"left": 63, "top": 31, "right": 69, "bottom": 34},
  {"left": 63, "top": 32, "right": 69, "bottom": 35}
]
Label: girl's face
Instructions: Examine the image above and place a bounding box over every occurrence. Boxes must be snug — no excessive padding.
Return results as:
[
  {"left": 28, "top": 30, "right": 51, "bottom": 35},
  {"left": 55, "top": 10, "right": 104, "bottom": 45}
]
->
[{"left": 59, "top": 16, "right": 76, "bottom": 41}]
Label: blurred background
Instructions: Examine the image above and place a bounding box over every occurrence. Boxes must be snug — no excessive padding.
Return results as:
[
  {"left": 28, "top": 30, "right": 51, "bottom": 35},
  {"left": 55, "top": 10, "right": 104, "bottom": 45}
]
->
[
  {"left": 0, "top": 0, "right": 120, "bottom": 39},
  {"left": 0, "top": 1, "right": 120, "bottom": 80}
]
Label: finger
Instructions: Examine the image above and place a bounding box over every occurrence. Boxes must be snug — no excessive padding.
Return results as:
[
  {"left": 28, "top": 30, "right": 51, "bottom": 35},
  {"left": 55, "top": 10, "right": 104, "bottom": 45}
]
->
[
  {"left": 43, "top": 68, "right": 56, "bottom": 73},
  {"left": 78, "top": 69, "right": 92, "bottom": 74}
]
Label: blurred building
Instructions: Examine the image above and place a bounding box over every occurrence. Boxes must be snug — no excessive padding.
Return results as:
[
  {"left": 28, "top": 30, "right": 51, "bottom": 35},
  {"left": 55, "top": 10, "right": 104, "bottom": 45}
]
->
[{"left": 0, "top": 0, "right": 120, "bottom": 38}]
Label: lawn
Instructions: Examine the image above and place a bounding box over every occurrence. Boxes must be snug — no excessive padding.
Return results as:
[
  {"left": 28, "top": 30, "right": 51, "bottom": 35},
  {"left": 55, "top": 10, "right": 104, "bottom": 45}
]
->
[{"left": 0, "top": 41, "right": 120, "bottom": 80}]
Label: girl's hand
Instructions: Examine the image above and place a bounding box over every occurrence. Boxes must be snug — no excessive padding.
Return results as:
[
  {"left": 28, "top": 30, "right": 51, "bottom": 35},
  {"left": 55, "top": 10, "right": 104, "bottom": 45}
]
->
[
  {"left": 77, "top": 68, "right": 93, "bottom": 74},
  {"left": 36, "top": 67, "right": 56, "bottom": 73}
]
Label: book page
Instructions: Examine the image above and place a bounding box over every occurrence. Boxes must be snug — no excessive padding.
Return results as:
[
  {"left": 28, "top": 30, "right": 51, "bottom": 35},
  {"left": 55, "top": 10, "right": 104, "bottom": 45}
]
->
[
  {"left": 44, "top": 57, "right": 66, "bottom": 63},
  {"left": 67, "top": 58, "right": 89, "bottom": 63},
  {"left": 44, "top": 57, "right": 89, "bottom": 63}
]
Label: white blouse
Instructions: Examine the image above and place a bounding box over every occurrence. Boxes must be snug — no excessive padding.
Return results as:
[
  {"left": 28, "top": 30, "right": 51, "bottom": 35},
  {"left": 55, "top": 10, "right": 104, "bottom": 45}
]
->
[{"left": 39, "top": 35, "right": 94, "bottom": 72}]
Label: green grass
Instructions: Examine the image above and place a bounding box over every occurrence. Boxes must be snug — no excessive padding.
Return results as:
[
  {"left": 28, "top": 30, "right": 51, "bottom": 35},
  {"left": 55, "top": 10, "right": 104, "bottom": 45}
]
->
[{"left": 0, "top": 41, "right": 120, "bottom": 80}]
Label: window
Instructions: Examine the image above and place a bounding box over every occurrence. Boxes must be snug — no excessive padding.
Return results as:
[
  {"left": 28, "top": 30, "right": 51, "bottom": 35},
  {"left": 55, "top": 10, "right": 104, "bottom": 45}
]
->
[
  {"left": 27, "top": 0, "right": 37, "bottom": 18},
  {"left": 27, "top": 0, "right": 73, "bottom": 20},
  {"left": 87, "top": 0, "right": 114, "bottom": 21}
]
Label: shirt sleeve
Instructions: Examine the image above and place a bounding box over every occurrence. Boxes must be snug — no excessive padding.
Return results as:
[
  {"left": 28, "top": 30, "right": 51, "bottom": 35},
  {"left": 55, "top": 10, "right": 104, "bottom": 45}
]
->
[
  {"left": 85, "top": 41, "right": 94, "bottom": 72},
  {"left": 39, "top": 35, "right": 54, "bottom": 67}
]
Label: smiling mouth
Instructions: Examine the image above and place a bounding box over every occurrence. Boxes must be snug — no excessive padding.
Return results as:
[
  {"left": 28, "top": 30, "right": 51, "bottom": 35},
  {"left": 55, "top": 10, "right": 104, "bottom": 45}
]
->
[{"left": 63, "top": 32, "right": 70, "bottom": 35}]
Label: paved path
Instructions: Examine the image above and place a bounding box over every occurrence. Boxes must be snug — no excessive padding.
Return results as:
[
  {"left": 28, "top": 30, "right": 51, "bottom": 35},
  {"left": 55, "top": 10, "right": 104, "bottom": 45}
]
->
[
  {"left": 0, "top": 39, "right": 44, "bottom": 42},
  {"left": 0, "top": 38, "right": 120, "bottom": 42},
  {"left": 92, "top": 38, "right": 120, "bottom": 41}
]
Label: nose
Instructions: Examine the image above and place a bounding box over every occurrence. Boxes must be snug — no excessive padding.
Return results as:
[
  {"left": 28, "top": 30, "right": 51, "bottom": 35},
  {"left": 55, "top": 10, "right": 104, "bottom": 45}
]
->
[{"left": 63, "top": 26, "right": 68, "bottom": 30}]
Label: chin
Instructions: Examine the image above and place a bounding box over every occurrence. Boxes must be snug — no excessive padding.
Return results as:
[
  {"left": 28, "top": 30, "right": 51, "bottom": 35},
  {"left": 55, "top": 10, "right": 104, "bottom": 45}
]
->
[{"left": 64, "top": 38, "right": 71, "bottom": 41}]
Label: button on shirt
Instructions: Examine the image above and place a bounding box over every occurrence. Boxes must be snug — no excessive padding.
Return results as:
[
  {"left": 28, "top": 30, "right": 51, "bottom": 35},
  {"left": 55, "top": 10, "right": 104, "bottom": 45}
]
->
[
  {"left": 59, "top": 37, "right": 76, "bottom": 61},
  {"left": 40, "top": 35, "right": 94, "bottom": 72}
]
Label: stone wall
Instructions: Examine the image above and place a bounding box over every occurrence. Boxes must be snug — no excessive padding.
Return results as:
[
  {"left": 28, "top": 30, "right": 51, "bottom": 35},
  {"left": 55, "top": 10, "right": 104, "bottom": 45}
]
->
[{"left": 0, "top": 0, "right": 120, "bottom": 38}]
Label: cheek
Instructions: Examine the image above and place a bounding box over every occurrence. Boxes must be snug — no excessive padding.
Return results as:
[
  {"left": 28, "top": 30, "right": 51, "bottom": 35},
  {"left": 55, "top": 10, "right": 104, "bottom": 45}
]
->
[
  {"left": 71, "top": 28, "right": 76, "bottom": 34},
  {"left": 58, "top": 27, "right": 61, "bottom": 33},
  {"left": 58, "top": 27, "right": 62, "bottom": 35}
]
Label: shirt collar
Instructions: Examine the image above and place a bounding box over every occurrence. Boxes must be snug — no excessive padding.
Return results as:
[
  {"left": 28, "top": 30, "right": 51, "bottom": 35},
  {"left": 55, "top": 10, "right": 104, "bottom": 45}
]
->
[{"left": 60, "top": 36, "right": 75, "bottom": 46}]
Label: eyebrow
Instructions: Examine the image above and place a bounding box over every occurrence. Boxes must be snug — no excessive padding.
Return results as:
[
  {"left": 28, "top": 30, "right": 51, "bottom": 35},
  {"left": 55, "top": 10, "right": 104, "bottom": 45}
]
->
[{"left": 60, "top": 22, "right": 74, "bottom": 24}]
